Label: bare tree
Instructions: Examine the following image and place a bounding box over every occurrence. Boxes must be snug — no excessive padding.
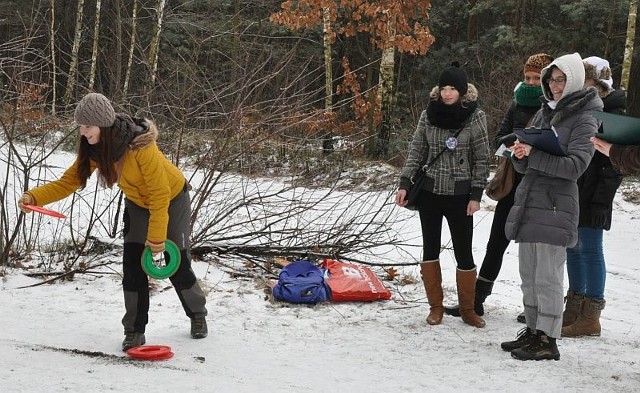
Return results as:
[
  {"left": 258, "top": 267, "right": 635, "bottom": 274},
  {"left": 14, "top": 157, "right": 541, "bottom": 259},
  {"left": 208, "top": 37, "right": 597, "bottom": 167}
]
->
[
  {"left": 62, "top": 0, "right": 85, "bottom": 106},
  {"left": 621, "top": 0, "right": 638, "bottom": 91},
  {"left": 147, "top": 0, "right": 167, "bottom": 87},
  {"left": 122, "top": 0, "right": 139, "bottom": 98},
  {"left": 322, "top": 7, "right": 333, "bottom": 113},
  {"left": 49, "top": 0, "right": 57, "bottom": 115},
  {"left": 88, "top": 0, "right": 103, "bottom": 90}
]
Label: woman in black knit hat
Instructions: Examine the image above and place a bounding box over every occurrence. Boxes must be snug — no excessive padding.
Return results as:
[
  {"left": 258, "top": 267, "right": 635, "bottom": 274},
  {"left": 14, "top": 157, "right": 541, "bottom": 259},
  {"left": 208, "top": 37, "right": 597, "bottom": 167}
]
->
[
  {"left": 396, "top": 62, "right": 490, "bottom": 328},
  {"left": 18, "top": 92, "right": 208, "bottom": 351}
]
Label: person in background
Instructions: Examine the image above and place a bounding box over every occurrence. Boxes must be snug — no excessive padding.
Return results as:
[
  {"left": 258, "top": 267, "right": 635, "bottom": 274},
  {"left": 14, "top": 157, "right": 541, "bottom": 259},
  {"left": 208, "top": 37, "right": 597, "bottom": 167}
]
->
[
  {"left": 18, "top": 93, "right": 208, "bottom": 351},
  {"left": 561, "top": 57, "right": 625, "bottom": 338},
  {"left": 500, "top": 53, "right": 602, "bottom": 361},
  {"left": 396, "top": 62, "right": 490, "bottom": 328},
  {"left": 445, "top": 53, "right": 554, "bottom": 320},
  {"left": 593, "top": 137, "right": 640, "bottom": 173}
]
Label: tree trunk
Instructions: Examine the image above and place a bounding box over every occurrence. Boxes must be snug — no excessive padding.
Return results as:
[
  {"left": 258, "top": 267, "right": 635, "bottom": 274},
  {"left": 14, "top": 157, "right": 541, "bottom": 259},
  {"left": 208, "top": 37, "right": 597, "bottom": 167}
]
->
[
  {"left": 88, "top": 0, "right": 103, "bottom": 90},
  {"left": 376, "top": 21, "right": 396, "bottom": 159},
  {"left": 366, "top": 40, "right": 377, "bottom": 157},
  {"left": 63, "top": 0, "right": 85, "bottom": 107},
  {"left": 603, "top": 0, "right": 618, "bottom": 60},
  {"left": 621, "top": 0, "right": 638, "bottom": 91},
  {"left": 323, "top": 7, "right": 333, "bottom": 113},
  {"left": 231, "top": 0, "right": 240, "bottom": 83},
  {"left": 114, "top": 0, "right": 123, "bottom": 98},
  {"left": 148, "top": 0, "right": 167, "bottom": 88},
  {"left": 49, "top": 0, "right": 57, "bottom": 115},
  {"left": 467, "top": 0, "right": 478, "bottom": 43},
  {"left": 513, "top": 0, "right": 523, "bottom": 34},
  {"left": 123, "top": 0, "right": 139, "bottom": 98}
]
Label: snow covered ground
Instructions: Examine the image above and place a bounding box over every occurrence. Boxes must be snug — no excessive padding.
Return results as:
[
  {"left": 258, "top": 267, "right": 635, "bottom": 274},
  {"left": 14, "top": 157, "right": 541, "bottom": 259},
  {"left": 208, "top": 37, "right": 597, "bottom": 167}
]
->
[{"left": 1, "top": 165, "right": 639, "bottom": 392}]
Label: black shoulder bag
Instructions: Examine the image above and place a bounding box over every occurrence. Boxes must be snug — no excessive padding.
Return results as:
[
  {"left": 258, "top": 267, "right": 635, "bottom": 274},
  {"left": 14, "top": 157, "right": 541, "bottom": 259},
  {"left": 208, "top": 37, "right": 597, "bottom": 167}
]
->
[{"left": 404, "top": 122, "right": 468, "bottom": 210}]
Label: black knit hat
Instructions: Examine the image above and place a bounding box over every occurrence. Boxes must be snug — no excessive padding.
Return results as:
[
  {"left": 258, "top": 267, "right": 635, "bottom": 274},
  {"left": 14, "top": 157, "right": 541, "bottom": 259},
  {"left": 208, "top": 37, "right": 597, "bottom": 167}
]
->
[
  {"left": 438, "top": 61, "right": 468, "bottom": 96},
  {"left": 74, "top": 93, "right": 116, "bottom": 127}
]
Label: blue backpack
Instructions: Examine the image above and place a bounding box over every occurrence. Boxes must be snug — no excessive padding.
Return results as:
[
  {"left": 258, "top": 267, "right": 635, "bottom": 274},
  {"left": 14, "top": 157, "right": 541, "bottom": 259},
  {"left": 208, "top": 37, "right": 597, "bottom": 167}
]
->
[{"left": 272, "top": 260, "right": 331, "bottom": 304}]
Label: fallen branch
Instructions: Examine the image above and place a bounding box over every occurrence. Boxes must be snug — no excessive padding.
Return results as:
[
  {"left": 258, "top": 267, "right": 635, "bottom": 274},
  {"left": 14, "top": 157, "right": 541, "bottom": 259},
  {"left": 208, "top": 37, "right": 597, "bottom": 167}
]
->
[
  {"left": 17, "top": 260, "right": 119, "bottom": 288},
  {"left": 192, "top": 243, "right": 419, "bottom": 267}
]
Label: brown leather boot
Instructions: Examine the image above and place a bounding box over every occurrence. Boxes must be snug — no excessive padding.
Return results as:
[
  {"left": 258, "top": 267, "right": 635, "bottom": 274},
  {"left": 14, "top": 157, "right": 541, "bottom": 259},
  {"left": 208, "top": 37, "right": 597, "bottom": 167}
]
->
[
  {"left": 420, "top": 260, "right": 444, "bottom": 325},
  {"left": 561, "top": 298, "right": 605, "bottom": 337},
  {"left": 456, "top": 268, "right": 485, "bottom": 328},
  {"left": 562, "top": 290, "right": 585, "bottom": 327}
]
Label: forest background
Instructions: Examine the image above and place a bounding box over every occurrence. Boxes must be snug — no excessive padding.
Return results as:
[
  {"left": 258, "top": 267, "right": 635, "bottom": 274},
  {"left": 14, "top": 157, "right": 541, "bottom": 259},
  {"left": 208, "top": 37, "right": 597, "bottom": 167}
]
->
[{"left": 0, "top": 0, "right": 639, "bottom": 267}]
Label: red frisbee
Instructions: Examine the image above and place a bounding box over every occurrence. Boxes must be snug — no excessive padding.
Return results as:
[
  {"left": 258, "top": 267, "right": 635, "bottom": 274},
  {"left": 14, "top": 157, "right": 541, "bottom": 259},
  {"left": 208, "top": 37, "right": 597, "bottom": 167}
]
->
[
  {"left": 24, "top": 204, "right": 66, "bottom": 219},
  {"left": 126, "top": 345, "right": 174, "bottom": 360}
]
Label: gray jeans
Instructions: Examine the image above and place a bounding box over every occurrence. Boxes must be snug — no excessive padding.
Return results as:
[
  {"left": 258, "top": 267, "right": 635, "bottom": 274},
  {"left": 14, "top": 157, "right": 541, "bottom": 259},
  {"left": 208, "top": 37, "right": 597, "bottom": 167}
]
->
[{"left": 519, "top": 242, "right": 566, "bottom": 339}]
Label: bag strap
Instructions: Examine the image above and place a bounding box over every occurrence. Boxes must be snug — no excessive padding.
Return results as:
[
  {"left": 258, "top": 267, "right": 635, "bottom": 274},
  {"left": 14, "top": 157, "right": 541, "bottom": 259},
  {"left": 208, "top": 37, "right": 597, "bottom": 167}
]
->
[{"left": 421, "top": 120, "right": 469, "bottom": 171}]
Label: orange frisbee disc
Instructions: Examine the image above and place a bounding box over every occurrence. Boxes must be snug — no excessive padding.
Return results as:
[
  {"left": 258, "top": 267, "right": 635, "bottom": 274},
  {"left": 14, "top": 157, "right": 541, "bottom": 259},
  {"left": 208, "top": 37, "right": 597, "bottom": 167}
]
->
[{"left": 126, "top": 345, "right": 174, "bottom": 360}]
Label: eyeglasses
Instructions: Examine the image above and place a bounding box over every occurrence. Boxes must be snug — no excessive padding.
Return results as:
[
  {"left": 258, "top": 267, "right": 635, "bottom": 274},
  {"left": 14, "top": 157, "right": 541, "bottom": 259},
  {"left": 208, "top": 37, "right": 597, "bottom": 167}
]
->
[{"left": 548, "top": 77, "right": 566, "bottom": 84}]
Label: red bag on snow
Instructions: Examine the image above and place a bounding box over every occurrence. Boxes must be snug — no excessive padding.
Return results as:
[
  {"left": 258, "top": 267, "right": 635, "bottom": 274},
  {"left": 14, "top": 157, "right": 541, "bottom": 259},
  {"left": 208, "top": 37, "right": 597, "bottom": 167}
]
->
[{"left": 322, "top": 259, "right": 391, "bottom": 302}]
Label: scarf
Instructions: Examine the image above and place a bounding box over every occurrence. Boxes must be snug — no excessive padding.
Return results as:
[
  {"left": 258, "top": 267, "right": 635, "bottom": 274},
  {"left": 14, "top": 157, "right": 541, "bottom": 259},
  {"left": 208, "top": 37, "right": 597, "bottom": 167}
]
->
[
  {"left": 426, "top": 99, "right": 477, "bottom": 129},
  {"left": 88, "top": 113, "right": 148, "bottom": 163},
  {"left": 514, "top": 82, "right": 543, "bottom": 108}
]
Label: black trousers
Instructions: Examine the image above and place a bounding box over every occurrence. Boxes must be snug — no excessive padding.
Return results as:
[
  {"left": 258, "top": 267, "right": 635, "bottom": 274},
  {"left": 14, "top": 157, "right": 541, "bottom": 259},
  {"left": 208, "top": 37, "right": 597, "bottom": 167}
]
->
[
  {"left": 417, "top": 191, "right": 475, "bottom": 270},
  {"left": 121, "top": 185, "right": 206, "bottom": 333},
  {"left": 477, "top": 185, "right": 516, "bottom": 281}
]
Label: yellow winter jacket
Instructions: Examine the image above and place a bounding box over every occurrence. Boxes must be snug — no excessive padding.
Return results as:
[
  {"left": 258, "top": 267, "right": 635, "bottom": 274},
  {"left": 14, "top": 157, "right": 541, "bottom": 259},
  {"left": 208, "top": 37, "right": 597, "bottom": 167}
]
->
[{"left": 28, "top": 121, "right": 185, "bottom": 243}]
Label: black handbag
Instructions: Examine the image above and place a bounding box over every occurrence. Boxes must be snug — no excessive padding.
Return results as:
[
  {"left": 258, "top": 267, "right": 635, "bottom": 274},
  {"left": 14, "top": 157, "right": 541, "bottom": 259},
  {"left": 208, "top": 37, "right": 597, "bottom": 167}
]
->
[
  {"left": 404, "top": 157, "right": 428, "bottom": 210},
  {"left": 404, "top": 123, "right": 468, "bottom": 210}
]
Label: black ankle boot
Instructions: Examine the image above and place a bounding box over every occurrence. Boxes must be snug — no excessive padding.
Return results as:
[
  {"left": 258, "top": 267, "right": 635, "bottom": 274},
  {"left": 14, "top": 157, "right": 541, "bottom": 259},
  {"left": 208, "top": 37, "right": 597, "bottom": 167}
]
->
[
  {"left": 122, "top": 331, "right": 145, "bottom": 351},
  {"left": 501, "top": 327, "right": 537, "bottom": 352},
  {"left": 511, "top": 331, "right": 560, "bottom": 361},
  {"left": 191, "top": 313, "right": 208, "bottom": 339}
]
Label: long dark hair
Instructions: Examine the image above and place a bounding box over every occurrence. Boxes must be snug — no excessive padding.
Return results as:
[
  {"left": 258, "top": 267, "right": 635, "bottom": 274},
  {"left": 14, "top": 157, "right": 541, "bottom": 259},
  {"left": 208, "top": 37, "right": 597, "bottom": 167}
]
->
[{"left": 76, "top": 125, "right": 121, "bottom": 188}]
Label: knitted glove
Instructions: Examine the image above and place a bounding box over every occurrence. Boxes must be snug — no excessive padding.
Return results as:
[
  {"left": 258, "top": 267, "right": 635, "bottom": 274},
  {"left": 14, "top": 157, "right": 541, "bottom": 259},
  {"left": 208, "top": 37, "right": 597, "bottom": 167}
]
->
[
  {"left": 18, "top": 193, "right": 34, "bottom": 213},
  {"left": 145, "top": 239, "right": 165, "bottom": 255}
]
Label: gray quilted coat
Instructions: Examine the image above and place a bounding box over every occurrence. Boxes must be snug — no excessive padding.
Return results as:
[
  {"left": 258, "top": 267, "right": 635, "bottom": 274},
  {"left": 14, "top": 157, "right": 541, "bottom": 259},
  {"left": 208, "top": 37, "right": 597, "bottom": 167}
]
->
[{"left": 505, "top": 53, "right": 603, "bottom": 248}]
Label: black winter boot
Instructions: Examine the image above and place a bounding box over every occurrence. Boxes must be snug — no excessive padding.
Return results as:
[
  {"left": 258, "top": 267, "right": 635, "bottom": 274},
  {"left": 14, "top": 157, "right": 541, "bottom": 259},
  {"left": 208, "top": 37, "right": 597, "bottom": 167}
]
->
[
  {"left": 191, "top": 313, "right": 208, "bottom": 339},
  {"left": 511, "top": 331, "right": 560, "bottom": 361},
  {"left": 122, "top": 332, "right": 146, "bottom": 351},
  {"left": 444, "top": 278, "right": 493, "bottom": 317},
  {"left": 501, "top": 327, "right": 537, "bottom": 352}
]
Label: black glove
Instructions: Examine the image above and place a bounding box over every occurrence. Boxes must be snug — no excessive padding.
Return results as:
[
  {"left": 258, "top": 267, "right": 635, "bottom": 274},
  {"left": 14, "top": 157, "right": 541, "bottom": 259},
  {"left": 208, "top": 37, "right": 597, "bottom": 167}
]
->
[
  {"left": 591, "top": 206, "right": 608, "bottom": 229},
  {"left": 497, "top": 133, "right": 518, "bottom": 148}
]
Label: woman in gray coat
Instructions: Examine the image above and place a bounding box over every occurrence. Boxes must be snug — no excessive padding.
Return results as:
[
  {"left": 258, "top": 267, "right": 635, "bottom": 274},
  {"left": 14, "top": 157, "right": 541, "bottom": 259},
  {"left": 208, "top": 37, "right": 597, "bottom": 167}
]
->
[{"left": 499, "top": 53, "right": 603, "bottom": 361}]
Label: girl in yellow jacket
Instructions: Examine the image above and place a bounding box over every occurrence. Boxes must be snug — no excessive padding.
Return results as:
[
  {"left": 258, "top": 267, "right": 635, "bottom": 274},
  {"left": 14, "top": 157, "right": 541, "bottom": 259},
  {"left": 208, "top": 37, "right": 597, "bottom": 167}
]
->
[{"left": 19, "top": 93, "right": 208, "bottom": 351}]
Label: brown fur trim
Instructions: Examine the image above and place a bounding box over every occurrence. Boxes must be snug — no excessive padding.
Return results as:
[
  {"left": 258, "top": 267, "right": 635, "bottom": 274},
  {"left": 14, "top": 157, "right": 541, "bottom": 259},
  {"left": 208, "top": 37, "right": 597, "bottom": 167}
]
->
[
  {"left": 429, "top": 83, "right": 479, "bottom": 104},
  {"left": 130, "top": 120, "right": 158, "bottom": 150}
]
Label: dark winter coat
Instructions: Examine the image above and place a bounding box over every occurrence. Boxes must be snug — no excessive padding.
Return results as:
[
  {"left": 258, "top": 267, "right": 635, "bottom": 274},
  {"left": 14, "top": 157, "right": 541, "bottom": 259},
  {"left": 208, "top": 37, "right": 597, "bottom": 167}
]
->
[
  {"left": 505, "top": 85, "right": 603, "bottom": 247},
  {"left": 576, "top": 89, "right": 625, "bottom": 230},
  {"left": 494, "top": 97, "right": 542, "bottom": 191}
]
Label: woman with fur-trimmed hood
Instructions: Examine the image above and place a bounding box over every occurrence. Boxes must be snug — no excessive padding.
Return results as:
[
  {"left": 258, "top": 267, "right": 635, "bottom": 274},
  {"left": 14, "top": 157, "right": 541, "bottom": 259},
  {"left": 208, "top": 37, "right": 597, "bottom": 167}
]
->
[
  {"left": 501, "top": 53, "right": 603, "bottom": 361},
  {"left": 18, "top": 93, "right": 208, "bottom": 351},
  {"left": 396, "top": 61, "right": 491, "bottom": 329}
]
